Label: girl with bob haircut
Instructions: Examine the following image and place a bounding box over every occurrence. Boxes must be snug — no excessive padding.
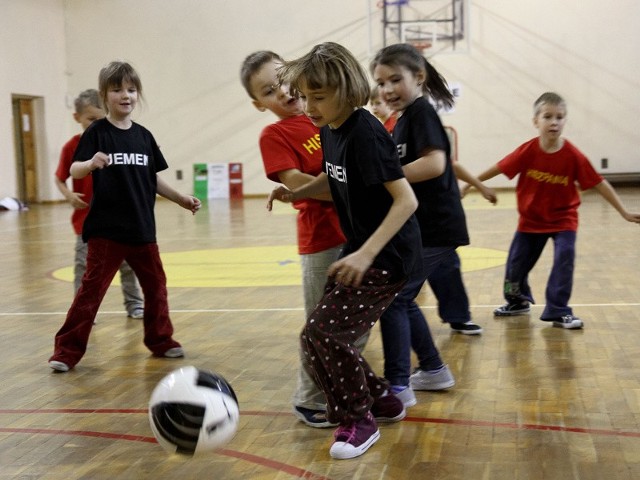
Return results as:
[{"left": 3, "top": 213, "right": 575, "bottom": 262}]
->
[{"left": 268, "top": 42, "right": 422, "bottom": 460}]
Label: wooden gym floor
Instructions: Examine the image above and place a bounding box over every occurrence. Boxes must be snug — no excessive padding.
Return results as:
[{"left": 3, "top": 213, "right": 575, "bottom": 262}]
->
[{"left": 0, "top": 186, "right": 639, "bottom": 480}]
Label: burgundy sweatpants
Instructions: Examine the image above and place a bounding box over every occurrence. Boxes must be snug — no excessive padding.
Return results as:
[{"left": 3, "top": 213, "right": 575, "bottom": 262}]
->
[
  {"left": 300, "top": 268, "right": 405, "bottom": 424},
  {"left": 50, "top": 238, "right": 181, "bottom": 368}
]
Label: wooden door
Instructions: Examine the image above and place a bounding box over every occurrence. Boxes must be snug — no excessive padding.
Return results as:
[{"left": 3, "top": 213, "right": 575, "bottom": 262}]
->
[{"left": 12, "top": 97, "right": 38, "bottom": 203}]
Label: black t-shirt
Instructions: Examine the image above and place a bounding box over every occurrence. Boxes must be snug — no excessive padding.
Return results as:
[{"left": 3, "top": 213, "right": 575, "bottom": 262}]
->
[
  {"left": 321, "top": 108, "right": 422, "bottom": 280},
  {"left": 393, "top": 96, "right": 469, "bottom": 247},
  {"left": 73, "top": 118, "right": 168, "bottom": 243}
]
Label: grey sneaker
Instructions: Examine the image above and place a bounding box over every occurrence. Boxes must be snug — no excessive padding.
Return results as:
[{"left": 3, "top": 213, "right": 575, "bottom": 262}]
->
[
  {"left": 494, "top": 302, "right": 530, "bottom": 316},
  {"left": 163, "top": 347, "right": 184, "bottom": 358},
  {"left": 410, "top": 365, "right": 455, "bottom": 391},
  {"left": 128, "top": 307, "right": 144, "bottom": 319},
  {"left": 551, "top": 315, "right": 583, "bottom": 329},
  {"left": 391, "top": 385, "right": 417, "bottom": 408}
]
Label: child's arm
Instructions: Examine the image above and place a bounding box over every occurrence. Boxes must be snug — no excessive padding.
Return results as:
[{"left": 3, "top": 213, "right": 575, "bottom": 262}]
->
[
  {"left": 266, "top": 172, "right": 330, "bottom": 210},
  {"left": 402, "top": 149, "right": 446, "bottom": 183},
  {"left": 593, "top": 180, "right": 640, "bottom": 223},
  {"left": 70, "top": 152, "right": 110, "bottom": 179},
  {"left": 461, "top": 163, "right": 502, "bottom": 197},
  {"left": 54, "top": 176, "right": 88, "bottom": 209},
  {"left": 278, "top": 169, "right": 333, "bottom": 202},
  {"left": 453, "top": 163, "right": 497, "bottom": 204},
  {"left": 156, "top": 175, "right": 202, "bottom": 215},
  {"left": 327, "top": 178, "right": 418, "bottom": 287}
]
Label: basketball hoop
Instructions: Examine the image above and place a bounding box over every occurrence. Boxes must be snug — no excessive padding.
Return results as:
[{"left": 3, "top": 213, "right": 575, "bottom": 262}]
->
[{"left": 407, "top": 39, "right": 432, "bottom": 54}]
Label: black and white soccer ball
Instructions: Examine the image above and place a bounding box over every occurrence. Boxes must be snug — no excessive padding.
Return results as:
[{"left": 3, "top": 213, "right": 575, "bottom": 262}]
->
[{"left": 149, "top": 366, "right": 239, "bottom": 456}]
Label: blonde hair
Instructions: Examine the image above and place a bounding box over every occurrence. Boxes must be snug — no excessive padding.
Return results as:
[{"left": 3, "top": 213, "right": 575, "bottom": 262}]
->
[
  {"left": 278, "top": 42, "right": 370, "bottom": 108},
  {"left": 74, "top": 89, "right": 100, "bottom": 114}
]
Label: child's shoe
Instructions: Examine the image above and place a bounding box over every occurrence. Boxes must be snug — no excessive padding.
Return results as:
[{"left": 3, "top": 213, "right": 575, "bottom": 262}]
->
[
  {"left": 370, "top": 391, "right": 406, "bottom": 422},
  {"left": 494, "top": 302, "right": 530, "bottom": 316},
  {"left": 551, "top": 314, "right": 583, "bottom": 329},
  {"left": 410, "top": 365, "right": 455, "bottom": 391},
  {"left": 329, "top": 412, "right": 380, "bottom": 459}
]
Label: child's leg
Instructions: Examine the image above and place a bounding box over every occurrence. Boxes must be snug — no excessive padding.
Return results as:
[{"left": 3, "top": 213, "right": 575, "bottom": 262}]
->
[
  {"left": 73, "top": 235, "right": 87, "bottom": 295},
  {"left": 118, "top": 261, "right": 144, "bottom": 315},
  {"left": 540, "top": 231, "right": 576, "bottom": 319},
  {"left": 427, "top": 250, "right": 471, "bottom": 324},
  {"left": 301, "top": 268, "right": 404, "bottom": 424},
  {"left": 295, "top": 247, "right": 343, "bottom": 411},
  {"left": 124, "top": 243, "right": 181, "bottom": 355},
  {"left": 50, "top": 238, "right": 125, "bottom": 367},
  {"left": 503, "top": 232, "right": 548, "bottom": 304}
]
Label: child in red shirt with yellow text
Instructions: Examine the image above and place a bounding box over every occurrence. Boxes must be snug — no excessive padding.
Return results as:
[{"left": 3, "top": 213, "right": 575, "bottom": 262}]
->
[{"left": 475, "top": 92, "right": 640, "bottom": 329}]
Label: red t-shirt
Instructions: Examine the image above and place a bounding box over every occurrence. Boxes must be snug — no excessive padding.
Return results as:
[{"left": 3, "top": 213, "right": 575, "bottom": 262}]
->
[
  {"left": 498, "top": 137, "right": 603, "bottom": 233},
  {"left": 259, "top": 115, "right": 346, "bottom": 254},
  {"left": 383, "top": 112, "right": 397, "bottom": 134},
  {"left": 54, "top": 134, "right": 92, "bottom": 235}
]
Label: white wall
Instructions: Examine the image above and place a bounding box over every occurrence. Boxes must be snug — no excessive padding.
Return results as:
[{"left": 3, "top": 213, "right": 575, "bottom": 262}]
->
[
  {"left": 1, "top": 0, "right": 638, "bottom": 201},
  {"left": 0, "top": 0, "right": 68, "bottom": 201}
]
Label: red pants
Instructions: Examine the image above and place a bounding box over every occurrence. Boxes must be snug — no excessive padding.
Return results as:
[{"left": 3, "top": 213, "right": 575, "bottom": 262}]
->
[{"left": 50, "top": 238, "right": 181, "bottom": 368}]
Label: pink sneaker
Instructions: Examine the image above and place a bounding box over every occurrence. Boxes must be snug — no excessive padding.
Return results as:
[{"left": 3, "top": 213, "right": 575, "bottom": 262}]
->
[
  {"left": 370, "top": 392, "right": 406, "bottom": 423},
  {"left": 329, "top": 412, "right": 380, "bottom": 459}
]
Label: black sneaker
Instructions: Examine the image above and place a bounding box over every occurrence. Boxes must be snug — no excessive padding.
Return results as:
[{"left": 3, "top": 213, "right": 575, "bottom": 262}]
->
[
  {"left": 450, "top": 322, "right": 483, "bottom": 335},
  {"left": 550, "top": 315, "right": 583, "bottom": 329},
  {"left": 293, "top": 406, "right": 338, "bottom": 428},
  {"left": 494, "top": 302, "right": 530, "bottom": 316}
]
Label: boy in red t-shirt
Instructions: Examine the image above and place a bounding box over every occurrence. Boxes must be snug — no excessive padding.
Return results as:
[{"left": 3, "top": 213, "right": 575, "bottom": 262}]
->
[
  {"left": 54, "top": 89, "right": 144, "bottom": 319},
  {"left": 241, "top": 51, "right": 368, "bottom": 428},
  {"left": 475, "top": 92, "right": 640, "bottom": 329},
  {"left": 369, "top": 87, "right": 397, "bottom": 134}
]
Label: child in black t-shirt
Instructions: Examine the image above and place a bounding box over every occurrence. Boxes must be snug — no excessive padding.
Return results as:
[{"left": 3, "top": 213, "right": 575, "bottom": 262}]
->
[
  {"left": 267, "top": 42, "right": 422, "bottom": 460},
  {"left": 49, "top": 61, "right": 201, "bottom": 373}
]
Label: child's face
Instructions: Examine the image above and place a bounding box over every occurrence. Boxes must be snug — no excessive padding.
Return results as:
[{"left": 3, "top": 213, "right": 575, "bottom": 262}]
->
[
  {"left": 74, "top": 105, "right": 105, "bottom": 131},
  {"left": 370, "top": 97, "right": 392, "bottom": 121},
  {"left": 298, "top": 78, "right": 352, "bottom": 130},
  {"left": 250, "top": 60, "right": 303, "bottom": 119},
  {"left": 372, "top": 63, "right": 424, "bottom": 112},
  {"left": 533, "top": 103, "right": 567, "bottom": 141},
  {"left": 105, "top": 80, "right": 138, "bottom": 120}
]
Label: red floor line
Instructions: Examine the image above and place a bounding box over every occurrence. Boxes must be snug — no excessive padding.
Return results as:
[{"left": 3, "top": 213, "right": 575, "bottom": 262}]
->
[
  {"left": 1, "top": 409, "right": 639, "bottom": 439},
  {"left": 0, "top": 427, "right": 331, "bottom": 480}
]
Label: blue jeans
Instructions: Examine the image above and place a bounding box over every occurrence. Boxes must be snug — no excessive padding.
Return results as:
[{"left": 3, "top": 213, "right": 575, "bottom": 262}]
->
[
  {"left": 379, "top": 246, "right": 458, "bottom": 386},
  {"left": 503, "top": 231, "right": 575, "bottom": 319}
]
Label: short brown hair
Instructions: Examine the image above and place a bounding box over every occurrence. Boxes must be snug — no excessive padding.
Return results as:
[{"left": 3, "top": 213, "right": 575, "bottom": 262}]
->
[
  {"left": 240, "top": 51, "right": 284, "bottom": 99},
  {"left": 98, "top": 61, "right": 143, "bottom": 114},
  {"left": 533, "top": 92, "right": 566, "bottom": 116},
  {"left": 279, "top": 42, "right": 370, "bottom": 109}
]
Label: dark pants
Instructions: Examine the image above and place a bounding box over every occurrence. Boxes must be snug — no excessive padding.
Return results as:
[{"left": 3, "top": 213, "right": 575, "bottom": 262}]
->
[
  {"left": 50, "top": 238, "right": 181, "bottom": 368},
  {"left": 503, "top": 230, "right": 576, "bottom": 319},
  {"left": 427, "top": 249, "right": 471, "bottom": 324},
  {"left": 379, "top": 247, "right": 456, "bottom": 386},
  {"left": 301, "top": 268, "right": 405, "bottom": 424}
]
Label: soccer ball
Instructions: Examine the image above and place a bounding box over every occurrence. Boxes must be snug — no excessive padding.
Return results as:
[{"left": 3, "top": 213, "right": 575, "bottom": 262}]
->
[{"left": 149, "top": 366, "right": 239, "bottom": 456}]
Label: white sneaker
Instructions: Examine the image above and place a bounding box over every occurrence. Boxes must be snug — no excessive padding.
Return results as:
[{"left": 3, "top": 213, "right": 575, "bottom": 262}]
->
[
  {"left": 49, "top": 360, "right": 69, "bottom": 372},
  {"left": 392, "top": 385, "right": 417, "bottom": 408},
  {"left": 410, "top": 365, "right": 455, "bottom": 391}
]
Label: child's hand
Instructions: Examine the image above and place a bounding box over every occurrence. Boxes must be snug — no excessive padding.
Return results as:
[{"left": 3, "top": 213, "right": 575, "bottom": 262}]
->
[
  {"left": 266, "top": 186, "right": 294, "bottom": 211},
  {"left": 90, "top": 152, "right": 110, "bottom": 170},
  {"left": 460, "top": 184, "right": 472, "bottom": 198},
  {"left": 479, "top": 185, "right": 498, "bottom": 204},
  {"left": 622, "top": 211, "right": 640, "bottom": 224},
  {"left": 182, "top": 195, "right": 201, "bottom": 215},
  {"left": 327, "top": 251, "right": 374, "bottom": 287},
  {"left": 69, "top": 192, "right": 88, "bottom": 210}
]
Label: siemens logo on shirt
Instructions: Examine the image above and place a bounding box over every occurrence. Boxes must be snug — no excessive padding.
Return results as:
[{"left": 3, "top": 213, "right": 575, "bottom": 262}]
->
[
  {"left": 108, "top": 153, "right": 149, "bottom": 166},
  {"left": 325, "top": 162, "right": 347, "bottom": 183}
]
